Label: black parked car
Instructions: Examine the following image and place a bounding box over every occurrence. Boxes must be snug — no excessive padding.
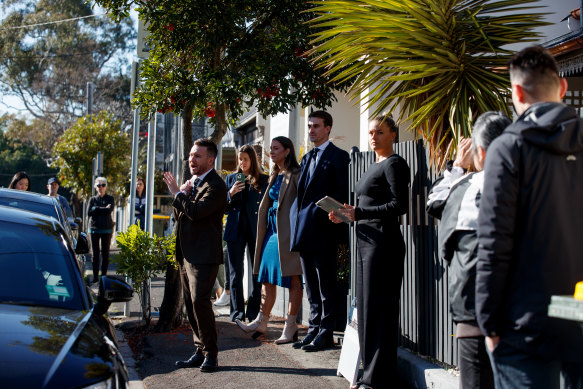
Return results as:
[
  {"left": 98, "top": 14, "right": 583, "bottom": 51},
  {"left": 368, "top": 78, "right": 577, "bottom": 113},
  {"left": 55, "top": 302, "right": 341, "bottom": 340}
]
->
[
  {"left": 0, "top": 188, "right": 86, "bottom": 273},
  {"left": 0, "top": 206, "right": 134, "bottom": 388}
]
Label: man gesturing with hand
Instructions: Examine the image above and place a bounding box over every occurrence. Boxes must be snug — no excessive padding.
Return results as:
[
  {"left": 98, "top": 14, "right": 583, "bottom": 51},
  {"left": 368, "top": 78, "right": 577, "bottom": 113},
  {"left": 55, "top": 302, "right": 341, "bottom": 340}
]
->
[{"left": 163, "top": 138, "right": 227, "bottom": 373}]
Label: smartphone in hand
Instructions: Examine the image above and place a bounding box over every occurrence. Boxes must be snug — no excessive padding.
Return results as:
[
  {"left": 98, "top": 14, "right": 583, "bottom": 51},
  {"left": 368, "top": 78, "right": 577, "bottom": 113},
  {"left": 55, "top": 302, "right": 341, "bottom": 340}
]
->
[{"left": 236, "top": 172, "right": 246, "bottom": 183}]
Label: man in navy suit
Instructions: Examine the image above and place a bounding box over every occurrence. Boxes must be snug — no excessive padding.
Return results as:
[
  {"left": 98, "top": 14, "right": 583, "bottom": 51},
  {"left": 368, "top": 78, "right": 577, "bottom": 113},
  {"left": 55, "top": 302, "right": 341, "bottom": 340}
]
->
[{"left": 291, "top": 110, "right": 350, "bottom": 352}]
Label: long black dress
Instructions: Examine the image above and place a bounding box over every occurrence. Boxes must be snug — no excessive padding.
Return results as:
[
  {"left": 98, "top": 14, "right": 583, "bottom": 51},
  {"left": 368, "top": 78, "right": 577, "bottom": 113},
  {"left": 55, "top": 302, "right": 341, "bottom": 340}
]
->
[{"left": 354, "top": 154, "right": 410, "bottom": 388}]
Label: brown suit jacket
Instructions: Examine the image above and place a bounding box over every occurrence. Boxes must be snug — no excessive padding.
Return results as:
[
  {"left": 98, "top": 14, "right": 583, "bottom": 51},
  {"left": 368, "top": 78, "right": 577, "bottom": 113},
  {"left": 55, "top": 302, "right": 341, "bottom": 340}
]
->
[
  {"left": 253, "top": 168, "right": 302, "bottom": 277},
  {"left": 173, "top": 169, "right": 227, "bottom": 265}
]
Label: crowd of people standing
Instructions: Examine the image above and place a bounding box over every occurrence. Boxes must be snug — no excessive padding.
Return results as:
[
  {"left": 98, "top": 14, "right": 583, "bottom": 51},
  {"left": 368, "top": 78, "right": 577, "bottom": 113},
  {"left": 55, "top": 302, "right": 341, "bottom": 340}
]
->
[
  {"left": 162, "top": 45, "right": 583, "bottom": 389},
  {"left": 163, "top": 109, "right": 409, "bottom": 387},
  {"left": 6, "top": 44, "right": 582, "bottom": 389}
]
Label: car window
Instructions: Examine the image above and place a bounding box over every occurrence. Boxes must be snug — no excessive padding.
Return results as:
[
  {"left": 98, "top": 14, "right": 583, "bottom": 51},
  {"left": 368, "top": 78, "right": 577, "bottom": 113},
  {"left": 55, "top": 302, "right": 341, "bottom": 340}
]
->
[
  {"left": 0, "top": 220, "right": 83, "bottom": 310},
  {"left": 0, "top": 198, "right": 59, "bottom": 220},
  {"left": 0, "top": 197, "right": 74, "bottom": 242}
]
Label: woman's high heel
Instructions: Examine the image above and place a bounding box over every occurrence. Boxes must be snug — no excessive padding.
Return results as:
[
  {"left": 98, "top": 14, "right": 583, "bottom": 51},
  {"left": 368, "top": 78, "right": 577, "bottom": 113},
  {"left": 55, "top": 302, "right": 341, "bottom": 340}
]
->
[
  {"left": 274, "top": 314, "right": 298, "bottom": 344},
  {"left": 235, "top": 312, "right": 263, "bottom": 333},
  {"left": 251, "top": 314, "right": 270, "bottom": 339}
]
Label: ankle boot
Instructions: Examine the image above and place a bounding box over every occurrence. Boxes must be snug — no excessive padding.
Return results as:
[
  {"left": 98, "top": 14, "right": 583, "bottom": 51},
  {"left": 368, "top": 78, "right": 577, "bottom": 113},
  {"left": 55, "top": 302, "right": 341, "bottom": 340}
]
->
[
  {"left": 274, "top": 314, "right": 298, "bottom": 344},
  {"left": 235, "top": 312, "right": 264, "bottom": 333},
  {"left": 251, "top": 314, "right": 270, "bottom": 339}
]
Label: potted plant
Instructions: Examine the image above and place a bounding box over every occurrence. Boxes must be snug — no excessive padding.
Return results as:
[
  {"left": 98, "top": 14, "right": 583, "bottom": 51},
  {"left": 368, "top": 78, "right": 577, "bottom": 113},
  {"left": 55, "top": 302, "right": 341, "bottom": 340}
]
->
[{"left": 115, "top": 223, "right": 176, "bottom": 325}]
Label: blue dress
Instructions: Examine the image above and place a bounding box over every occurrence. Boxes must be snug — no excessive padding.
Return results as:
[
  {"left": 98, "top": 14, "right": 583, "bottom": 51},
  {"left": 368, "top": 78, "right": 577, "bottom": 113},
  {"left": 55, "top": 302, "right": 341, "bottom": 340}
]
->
[{"left": 257, "top": 175, "right": 291, "bottom": 288}]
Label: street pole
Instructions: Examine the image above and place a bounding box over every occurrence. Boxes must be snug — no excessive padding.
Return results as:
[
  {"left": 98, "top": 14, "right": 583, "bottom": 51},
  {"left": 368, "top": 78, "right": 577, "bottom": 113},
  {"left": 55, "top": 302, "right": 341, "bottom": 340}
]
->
[
  {"left": 128, "top": 61, "right": 141, "bottom": 228},
  {"left": 86, "top": 82, "right": 93, "bottom": 115},
  {"left": 142, "top": 115, "right": 157, "bottom": 321},
  {"left": 145, "top": 117, "right": 156, "bottom": 235}
]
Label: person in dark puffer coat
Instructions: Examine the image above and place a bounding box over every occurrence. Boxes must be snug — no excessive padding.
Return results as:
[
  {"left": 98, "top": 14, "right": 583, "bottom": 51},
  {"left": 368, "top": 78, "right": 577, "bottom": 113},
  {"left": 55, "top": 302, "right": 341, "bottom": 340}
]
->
[{"left": 476, "top": 45, "right": 583, "bottom": 389}]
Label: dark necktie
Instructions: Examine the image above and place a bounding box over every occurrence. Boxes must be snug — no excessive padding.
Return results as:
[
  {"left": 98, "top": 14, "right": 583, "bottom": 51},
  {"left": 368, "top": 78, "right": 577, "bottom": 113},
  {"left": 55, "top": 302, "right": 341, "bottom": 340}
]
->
[
  {"left": 189, "top": 178, "right": 201, "bottom": 200},
  {"left": 306, "top": 147, "right": 319, "bottom": 183}
]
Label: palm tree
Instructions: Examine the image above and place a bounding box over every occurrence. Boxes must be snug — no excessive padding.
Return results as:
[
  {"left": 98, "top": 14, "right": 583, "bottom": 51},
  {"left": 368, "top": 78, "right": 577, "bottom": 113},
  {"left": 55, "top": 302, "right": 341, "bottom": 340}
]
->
[{"left": 309, "top": 0, "right": 548, "bottom": 165}]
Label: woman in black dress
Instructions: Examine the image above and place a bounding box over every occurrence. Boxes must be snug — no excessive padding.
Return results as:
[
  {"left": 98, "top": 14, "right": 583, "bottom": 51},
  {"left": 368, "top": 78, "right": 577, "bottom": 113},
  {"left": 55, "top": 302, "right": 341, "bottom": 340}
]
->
[{"left": 331, "top": 115, "right": 410, "bottom": 388}]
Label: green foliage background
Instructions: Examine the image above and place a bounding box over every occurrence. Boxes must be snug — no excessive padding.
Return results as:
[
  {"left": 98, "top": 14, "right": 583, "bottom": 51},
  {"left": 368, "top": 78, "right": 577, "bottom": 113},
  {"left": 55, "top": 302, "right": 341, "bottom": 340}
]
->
[
  {"left": 0, "top": 117, "right": 57, "bottom": 191},
  {"left": 51, "top": 111, "right": 130, "bottom": 199}
]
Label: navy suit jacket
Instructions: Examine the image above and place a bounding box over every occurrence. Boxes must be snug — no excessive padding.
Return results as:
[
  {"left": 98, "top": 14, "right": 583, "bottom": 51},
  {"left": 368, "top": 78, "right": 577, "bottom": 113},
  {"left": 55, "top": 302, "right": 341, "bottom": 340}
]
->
[
  {"left": 223, "top": 173, "right": 268, "bottom": 242},
  {"left": 291, "top": 142, "right": 350, "bottom": 252}
]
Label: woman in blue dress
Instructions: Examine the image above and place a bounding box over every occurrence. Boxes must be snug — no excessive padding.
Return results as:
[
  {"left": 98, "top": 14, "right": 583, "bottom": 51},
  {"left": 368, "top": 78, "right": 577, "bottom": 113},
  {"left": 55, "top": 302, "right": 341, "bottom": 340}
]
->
[{"left": 236, "top": 136, "right": 303, "bottom": 344}]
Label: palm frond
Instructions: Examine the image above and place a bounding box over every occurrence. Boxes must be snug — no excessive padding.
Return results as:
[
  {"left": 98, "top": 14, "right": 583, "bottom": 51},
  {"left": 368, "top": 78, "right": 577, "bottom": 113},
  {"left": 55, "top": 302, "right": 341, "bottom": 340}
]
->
[{"left": 309, "top": 0, "right": 549, "bottom": 166}]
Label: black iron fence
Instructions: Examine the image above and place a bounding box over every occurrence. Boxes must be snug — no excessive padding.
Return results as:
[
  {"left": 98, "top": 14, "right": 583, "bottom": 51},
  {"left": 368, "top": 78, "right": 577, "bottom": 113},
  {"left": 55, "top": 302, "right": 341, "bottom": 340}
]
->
[{"left": 349, "top": 140, "right": 457, "bottom": 366}]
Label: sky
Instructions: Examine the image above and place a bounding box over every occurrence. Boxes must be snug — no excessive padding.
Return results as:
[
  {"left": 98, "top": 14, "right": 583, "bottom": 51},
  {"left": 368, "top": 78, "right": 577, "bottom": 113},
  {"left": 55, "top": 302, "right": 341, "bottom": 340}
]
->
[{"left": 0, "top": 0, "right": 578, "bottom": 119}]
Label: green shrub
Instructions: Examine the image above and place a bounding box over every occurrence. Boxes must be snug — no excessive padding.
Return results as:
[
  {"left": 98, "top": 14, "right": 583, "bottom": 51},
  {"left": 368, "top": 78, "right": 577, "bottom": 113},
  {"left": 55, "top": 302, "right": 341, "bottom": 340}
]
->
[{"left": 115, "top": 223, "right": 176, "bottom": 322}]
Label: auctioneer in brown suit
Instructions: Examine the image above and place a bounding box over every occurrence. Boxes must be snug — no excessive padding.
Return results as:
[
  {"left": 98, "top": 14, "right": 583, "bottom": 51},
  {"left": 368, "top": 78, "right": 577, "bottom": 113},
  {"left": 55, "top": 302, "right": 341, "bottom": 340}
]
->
[{"left": 173, "top": 168, "right": 227, "bottom": 358}]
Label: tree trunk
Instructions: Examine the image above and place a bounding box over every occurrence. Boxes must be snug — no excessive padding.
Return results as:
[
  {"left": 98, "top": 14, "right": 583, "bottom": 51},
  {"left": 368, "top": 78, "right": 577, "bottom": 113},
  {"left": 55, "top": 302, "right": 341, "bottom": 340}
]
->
[
  {"left": 153, "top": 100, "right": 195, "bottom": 332},
  {"left": 153, "top": 262, "right": 183, "bottom": 332},
  {"left": 210, "top": 103, "right": 228, "bottom": 145}
]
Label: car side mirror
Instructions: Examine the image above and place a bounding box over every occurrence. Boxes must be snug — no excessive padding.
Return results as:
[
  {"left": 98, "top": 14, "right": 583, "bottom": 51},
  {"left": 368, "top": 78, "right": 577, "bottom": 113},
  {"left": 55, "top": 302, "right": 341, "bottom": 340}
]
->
[
  {"left": 97, "top": 275, "right": 133, "bottom": 305},
  {"left": 75, "top": 232, "right": 90, "bottom": 254},
  {"left": 94, "top": 276, "right": 133, "bottom": 315},
  {"left": 69, "top": 220, "right": 79, "bottom": 231}
]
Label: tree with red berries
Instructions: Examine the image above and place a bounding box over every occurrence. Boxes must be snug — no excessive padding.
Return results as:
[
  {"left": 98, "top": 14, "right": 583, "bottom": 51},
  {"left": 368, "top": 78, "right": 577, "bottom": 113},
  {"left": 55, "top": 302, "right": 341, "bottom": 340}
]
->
[
  {"left": 94, "top": 0, "right": 350, "bottom": 332},
  {"left": 93, "top": 0, "right": 349, "bottom": 145}
]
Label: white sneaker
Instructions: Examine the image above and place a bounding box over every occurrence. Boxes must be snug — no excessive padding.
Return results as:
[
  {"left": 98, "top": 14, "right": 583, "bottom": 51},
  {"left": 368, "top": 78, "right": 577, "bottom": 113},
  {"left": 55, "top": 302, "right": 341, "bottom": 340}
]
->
[{"left": 213, "top": 290, "right": 230, "bottom": 306}]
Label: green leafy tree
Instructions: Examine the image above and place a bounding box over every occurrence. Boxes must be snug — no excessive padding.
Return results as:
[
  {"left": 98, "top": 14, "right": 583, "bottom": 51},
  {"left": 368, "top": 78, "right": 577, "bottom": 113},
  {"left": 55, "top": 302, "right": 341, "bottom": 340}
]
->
[
  {"left": 309, "top": 0, "right": 548, "bottom": 165},
  {"left": 0, "top": 115, "right": 58, "bottom": 191},
  {"left": 2, "top": 114, "right": 56, "bottom": 157},
  {"left": 0, "top": 0, "right": 135, "bottom": 146},
  {"left": 51, "top": 111, "right": 130, "bottom": 199},
  {"left": 92, "top": 0, "right": 350, "bottom": 144}
]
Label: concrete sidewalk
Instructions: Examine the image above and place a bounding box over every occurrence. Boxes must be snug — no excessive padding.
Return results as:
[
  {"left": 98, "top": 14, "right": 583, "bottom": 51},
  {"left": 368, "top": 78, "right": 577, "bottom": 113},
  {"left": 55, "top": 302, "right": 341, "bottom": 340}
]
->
[
  {"left": 104, "top": 275, "right": 352, "bottom": 389},
  {"left": 91, "top": 254, "right": 457, "bottom": 389}
]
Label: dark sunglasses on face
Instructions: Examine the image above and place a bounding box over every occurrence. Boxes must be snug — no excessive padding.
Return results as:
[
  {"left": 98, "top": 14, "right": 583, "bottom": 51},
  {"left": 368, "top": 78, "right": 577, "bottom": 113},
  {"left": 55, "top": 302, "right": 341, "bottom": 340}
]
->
[{"left": 96, "top": 184, "right": 107, "bottom": 188}]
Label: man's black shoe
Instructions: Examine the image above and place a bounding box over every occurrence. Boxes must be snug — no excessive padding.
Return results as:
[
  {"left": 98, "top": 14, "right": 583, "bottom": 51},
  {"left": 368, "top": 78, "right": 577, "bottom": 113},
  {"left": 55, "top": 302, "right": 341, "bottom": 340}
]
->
[
  {"left": 301, "top": 333, "right": 334, "bottom": 352},
  {"left": 199, "top": 355, "right": 218, "bottom": 372},
  {"left": 292, "top": 332, "right": 316, "bottom": 349},
  {"left": 175, "top": 350, "right": 204, "bottom": 367}
]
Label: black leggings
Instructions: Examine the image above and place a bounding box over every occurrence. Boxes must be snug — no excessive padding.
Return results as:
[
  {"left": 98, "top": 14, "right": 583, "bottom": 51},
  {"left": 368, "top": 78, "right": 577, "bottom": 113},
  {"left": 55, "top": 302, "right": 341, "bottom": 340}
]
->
[{"left": 90, "top": 233, "right": 112, "bottom": 279}]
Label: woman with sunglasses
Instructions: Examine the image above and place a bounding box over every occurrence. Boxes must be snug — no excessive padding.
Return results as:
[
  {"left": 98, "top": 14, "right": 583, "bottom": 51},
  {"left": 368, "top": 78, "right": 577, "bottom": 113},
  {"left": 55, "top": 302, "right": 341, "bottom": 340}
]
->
[{"left": 88, "top": 177, "right": 115, "bottom": 284}]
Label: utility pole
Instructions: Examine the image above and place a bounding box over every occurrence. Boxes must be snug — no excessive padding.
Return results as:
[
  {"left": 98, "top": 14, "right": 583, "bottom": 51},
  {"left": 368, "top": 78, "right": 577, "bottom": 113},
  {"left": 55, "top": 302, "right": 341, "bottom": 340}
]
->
[
  {"left": 86, "top": 82, "right": 93, "bottom": 115},
  {"left": 128, "top": 61, "right": 141, "bottom": 227}
]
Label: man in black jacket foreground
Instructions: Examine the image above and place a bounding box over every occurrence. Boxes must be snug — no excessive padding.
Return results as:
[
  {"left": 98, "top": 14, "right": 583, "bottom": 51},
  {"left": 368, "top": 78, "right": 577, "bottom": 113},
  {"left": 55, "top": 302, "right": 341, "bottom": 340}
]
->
[{"left": 476, "top": 45, "right": 583, "bottom": 388}]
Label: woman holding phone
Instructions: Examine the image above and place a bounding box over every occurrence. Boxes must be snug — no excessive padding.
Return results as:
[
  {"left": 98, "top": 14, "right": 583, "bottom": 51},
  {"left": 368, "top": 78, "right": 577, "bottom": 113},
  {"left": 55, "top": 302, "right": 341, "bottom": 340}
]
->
[{"left": 223, "top": 145, "right": 269, "bottom": 322}]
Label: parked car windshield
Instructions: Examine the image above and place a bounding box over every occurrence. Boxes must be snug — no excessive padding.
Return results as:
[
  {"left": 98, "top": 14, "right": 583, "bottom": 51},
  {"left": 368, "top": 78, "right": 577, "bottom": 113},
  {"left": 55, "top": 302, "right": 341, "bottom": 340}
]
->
[
  {"left": 0, "top": 220, "right": 83, "bottom": 310},
  {"left": 0, "top": 198, "right": 60, "bottom": 222}
]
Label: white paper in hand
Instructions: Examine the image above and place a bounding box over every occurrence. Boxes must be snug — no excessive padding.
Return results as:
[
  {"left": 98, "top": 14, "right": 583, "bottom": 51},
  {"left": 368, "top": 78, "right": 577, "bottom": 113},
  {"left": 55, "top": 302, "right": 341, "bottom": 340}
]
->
[{"left": 316, "top": 196, "right": 351, "bottom": 223}]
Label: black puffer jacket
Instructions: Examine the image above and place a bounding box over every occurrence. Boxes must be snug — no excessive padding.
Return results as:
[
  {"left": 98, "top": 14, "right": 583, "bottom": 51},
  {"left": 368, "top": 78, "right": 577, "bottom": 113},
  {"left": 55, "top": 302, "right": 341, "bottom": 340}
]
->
[
  {"left": 88, "top": 194, "right": 115, "bottom": 232},
  {"left": 476, "top": 102, "right": 583, "bottom": 361}
]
